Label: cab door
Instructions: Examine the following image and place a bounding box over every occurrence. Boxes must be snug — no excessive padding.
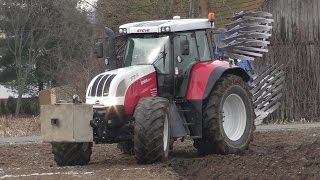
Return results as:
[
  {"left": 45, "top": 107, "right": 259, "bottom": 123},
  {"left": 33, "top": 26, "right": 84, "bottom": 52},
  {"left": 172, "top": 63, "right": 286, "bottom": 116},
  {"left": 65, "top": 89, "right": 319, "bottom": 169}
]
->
[
  {"left": 173, "top": 32, "right": 199, "bottom": 97},
  {"left": 173, "top": 30, "right": 212, "bottom": 98}
]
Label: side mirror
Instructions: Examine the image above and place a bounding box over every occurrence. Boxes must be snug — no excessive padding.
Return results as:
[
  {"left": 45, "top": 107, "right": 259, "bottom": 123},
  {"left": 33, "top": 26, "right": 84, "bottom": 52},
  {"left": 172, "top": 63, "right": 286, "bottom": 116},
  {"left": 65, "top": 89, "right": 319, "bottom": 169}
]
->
[
  {"left": 104, "top": 58, "right": 109, "bottom": 65},
  {"left": 180, "top": 39, "right": 190, "bottom": 55},
  {"left": 95, "top": 42, "right": 104, "bottom": 58}
]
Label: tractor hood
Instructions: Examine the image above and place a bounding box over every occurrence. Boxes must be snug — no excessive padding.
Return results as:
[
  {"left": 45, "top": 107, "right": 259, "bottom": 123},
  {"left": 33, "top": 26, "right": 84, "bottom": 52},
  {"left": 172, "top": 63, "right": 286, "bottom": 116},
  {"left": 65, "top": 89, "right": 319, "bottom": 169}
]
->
[{"left": 86, "top": 65, "right": 156, "bottom": 107}]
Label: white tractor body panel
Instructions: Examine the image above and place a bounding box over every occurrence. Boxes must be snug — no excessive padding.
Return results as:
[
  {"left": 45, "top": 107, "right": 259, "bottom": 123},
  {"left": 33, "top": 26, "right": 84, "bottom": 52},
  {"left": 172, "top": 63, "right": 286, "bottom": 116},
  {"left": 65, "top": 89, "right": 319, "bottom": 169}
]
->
[
  {"left": 120, "top": 19, "right": 213, "bottom": 34},
  {"left": 85, "top": 65, "right": 156, "bottom": 108}
]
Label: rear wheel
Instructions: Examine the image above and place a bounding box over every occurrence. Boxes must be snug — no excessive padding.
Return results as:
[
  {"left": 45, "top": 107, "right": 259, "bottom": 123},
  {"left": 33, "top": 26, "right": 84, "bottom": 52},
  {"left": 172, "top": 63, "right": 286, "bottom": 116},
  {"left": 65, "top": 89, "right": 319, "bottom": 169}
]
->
[
  {"left": 51, "top": 142, "right": 92, "bottom": 166},
  {"left": 134, "top": 97, "right": 170, "bottom": 164},
  {"left": 195, "top": 75, "right": 254, "bottom": 155}
]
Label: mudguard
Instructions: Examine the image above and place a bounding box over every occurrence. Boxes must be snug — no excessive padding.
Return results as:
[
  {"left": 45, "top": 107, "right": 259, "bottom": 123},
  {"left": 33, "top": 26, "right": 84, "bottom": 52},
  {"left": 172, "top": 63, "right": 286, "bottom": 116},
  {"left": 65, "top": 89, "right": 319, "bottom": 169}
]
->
[
  {"left": 186, "top": 60, "right": 284, "bottom": 126},
  {"left": 186, "top": 60, "right": 250, "bottom": 101}
]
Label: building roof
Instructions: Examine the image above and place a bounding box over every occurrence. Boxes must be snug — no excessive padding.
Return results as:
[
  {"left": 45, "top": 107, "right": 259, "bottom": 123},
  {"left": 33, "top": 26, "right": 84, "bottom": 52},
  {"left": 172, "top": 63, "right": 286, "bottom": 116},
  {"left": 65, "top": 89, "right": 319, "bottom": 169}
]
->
[{"left": 119, "top": 18, "right": 213, "bottom": 34}]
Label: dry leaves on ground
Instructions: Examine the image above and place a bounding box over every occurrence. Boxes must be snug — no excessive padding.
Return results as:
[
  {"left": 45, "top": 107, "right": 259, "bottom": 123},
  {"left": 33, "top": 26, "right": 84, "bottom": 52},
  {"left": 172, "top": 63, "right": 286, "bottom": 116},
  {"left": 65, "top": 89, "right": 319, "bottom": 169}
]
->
[{"left": 0, "top": 116, "right": 40, "bottom": 137}]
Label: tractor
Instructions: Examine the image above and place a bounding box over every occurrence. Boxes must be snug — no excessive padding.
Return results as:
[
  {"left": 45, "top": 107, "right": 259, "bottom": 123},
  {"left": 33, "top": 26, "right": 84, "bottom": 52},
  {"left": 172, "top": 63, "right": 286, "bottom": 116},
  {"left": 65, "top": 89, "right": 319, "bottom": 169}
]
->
[{"left": 41, "top": 11, "right": 283, "bottom": 166}]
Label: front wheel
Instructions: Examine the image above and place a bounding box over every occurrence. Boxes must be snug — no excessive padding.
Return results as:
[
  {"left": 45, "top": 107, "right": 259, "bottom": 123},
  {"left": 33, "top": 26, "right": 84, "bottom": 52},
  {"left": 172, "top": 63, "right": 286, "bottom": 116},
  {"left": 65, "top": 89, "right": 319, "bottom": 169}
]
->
[
  {"left": 133, "top": 97, "right": 170, "bottom": 164},
  {"left": 51, "top": 142, "right": 92, "bottom": 166},
  {"left": 195, "top": 75, "right": 255, "bottom": 155}
]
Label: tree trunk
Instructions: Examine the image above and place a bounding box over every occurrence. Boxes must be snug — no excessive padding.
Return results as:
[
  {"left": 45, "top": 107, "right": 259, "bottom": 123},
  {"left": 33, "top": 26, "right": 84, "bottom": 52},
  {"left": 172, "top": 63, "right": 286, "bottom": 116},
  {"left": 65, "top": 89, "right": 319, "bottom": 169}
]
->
[
  {"left": 189, "top": 0, "right": 195, "bottom": 18},
  {"left": 38, "top": 81, "right": 44, "bottom": 92},
  {"left": 199, "top": 0, "right": 210, "bottom": 18},
  {"left": 15, "top": 79, "right": 23, "bottom": 116},
  {"left": 15, "top": 68, "right": 28, "bottom": 116}
]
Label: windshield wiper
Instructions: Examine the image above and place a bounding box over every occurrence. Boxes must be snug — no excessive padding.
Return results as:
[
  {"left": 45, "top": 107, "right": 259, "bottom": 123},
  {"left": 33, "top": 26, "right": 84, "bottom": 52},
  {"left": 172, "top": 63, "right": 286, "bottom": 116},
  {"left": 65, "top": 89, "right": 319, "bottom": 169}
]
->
[
  {"left": 134, "top": 63, "right": 150, "bottom": 65},
  {"left": 152, "top": 45, "right": 167, "bottom": 66}
]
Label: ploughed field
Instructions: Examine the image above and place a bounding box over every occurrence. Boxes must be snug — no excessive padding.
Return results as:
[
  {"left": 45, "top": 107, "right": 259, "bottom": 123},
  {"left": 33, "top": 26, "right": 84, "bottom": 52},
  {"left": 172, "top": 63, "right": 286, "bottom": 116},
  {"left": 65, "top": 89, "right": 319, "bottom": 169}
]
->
[{"left": 1, "top": 128, "right": 320, "bottom": 179}]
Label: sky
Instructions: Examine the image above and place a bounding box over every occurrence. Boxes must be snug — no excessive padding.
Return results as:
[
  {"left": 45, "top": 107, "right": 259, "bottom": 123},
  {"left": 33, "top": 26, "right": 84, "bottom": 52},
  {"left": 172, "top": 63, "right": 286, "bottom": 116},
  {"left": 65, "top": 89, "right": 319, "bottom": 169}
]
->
[{"left": 79, "top": 0, "right": 97, "bottom": 11}]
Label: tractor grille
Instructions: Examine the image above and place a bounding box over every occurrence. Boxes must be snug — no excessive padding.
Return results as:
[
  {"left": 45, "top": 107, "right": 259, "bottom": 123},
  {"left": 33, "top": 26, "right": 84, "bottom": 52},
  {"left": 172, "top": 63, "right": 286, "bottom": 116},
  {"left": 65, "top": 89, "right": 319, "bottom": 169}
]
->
[{"left": 89, "top": 74, "right": 116, "bottom": 97}]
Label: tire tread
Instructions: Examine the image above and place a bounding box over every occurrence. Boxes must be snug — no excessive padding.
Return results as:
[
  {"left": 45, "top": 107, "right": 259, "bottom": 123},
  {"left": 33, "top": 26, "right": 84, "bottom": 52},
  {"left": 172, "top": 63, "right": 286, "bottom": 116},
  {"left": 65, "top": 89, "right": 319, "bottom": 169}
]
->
[
  {"left": 134, "top": 97, "right": 170, "bottom": 164},
  {"left": 51, "top": 142, "right": 92, "bottom": 166}
]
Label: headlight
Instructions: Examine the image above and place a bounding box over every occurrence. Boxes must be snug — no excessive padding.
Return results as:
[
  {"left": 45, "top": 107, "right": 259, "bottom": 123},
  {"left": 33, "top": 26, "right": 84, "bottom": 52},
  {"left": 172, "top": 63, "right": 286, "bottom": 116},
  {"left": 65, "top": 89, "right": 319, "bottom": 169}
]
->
[
  {"left": 161, "top": 26, "right": 170, "bottom": 32},
  {"left": 86, "top": 98, "right": 94, "bottom": 104},
  {"left": 119, "top": 28, "right": 127, "bottom": 34}
]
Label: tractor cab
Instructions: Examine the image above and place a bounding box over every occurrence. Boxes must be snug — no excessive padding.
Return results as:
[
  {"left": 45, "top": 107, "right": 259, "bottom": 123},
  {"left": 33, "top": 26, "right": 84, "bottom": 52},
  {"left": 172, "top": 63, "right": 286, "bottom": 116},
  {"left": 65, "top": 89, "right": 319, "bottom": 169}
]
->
[{"left": 119, "top": 17, "right": 218, "bottom": 98}]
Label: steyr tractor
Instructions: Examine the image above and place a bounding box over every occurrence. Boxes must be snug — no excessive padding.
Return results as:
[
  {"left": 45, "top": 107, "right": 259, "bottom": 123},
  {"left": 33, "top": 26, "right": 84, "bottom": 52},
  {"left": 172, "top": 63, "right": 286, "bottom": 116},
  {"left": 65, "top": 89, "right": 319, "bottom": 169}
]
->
[{"left": 41, "top": 11, "right": 284, "bottom": 166}]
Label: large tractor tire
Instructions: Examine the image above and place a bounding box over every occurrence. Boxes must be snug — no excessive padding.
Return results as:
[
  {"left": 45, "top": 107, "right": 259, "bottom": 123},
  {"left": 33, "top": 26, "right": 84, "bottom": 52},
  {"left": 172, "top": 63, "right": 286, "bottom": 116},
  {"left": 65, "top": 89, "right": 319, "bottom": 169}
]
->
[
  {"left": 117, "top": 141, "right": 134, "bottom": 155},
  {"left": 133, "top": 97, "right": 170, "bottom": 164},
  {"left": 51, "top": 142, "right": 92, "bottom": 166},
  {"left": 195, "top": 74, "right": 255, "bottom": 155}
]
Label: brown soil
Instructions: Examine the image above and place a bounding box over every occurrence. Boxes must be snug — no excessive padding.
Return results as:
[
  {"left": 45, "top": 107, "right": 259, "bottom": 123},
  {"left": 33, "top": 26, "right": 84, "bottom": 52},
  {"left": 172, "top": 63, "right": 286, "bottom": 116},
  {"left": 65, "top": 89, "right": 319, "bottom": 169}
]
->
[
  {"left": 1, "top": 128, "right": 320, "bottom": 179},
  {"left": 172, "top": 129, "right": 320, "bottom": 179}
]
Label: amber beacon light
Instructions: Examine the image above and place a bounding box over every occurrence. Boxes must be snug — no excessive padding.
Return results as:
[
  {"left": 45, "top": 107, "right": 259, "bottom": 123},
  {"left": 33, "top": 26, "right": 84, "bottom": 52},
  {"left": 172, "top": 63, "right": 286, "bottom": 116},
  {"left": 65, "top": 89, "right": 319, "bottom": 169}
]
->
[
  {"left": 208, "top": 12, "right": 215, "bottom": 27},
  {"left": 208, "top": 13, "right": 215, "bottom": 21}
]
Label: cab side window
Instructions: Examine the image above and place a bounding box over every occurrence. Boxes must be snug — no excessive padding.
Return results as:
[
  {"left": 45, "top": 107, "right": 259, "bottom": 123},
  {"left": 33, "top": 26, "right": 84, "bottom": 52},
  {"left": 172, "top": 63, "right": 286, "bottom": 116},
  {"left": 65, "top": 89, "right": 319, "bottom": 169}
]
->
[
  {"left": 173, "top": 32, "right": 199, "bottom": 74},
  {"left": 195, "top": 31, "right": 212, "bottom": 61}
]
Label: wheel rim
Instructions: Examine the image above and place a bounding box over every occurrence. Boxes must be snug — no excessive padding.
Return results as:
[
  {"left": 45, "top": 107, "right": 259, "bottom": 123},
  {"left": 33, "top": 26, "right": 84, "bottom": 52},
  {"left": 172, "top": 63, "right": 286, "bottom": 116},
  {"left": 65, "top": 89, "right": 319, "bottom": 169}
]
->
[
  {"left": 222, "top": 94, "right": 247, "bottom": 141},
  {"left": 163, "top": 114, "right": 169, "bottom": 152}
]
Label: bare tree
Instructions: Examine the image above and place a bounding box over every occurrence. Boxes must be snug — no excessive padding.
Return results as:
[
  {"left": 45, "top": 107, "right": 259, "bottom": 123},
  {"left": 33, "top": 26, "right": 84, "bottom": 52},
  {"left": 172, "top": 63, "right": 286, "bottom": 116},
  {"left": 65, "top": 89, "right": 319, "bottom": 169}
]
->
[
  {"left": 199, "top": 0, "right": 210, "bottom": 18},
  {"left": 96, "top": 0, "right": 190, "bottom": 32},
  {"left": 0, "top": 0, "right": 56, "bottom": 115},
  {"left": 0, "top": 0, "right": 95, "bottom": 115}
]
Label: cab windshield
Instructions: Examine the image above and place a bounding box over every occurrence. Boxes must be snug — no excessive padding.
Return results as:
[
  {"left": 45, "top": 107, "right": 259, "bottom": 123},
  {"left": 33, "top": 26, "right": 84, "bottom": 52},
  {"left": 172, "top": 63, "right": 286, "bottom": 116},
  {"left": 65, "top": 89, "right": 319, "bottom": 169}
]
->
[{"left": 124, "top": 35, "right": 170, "bottom": 73}]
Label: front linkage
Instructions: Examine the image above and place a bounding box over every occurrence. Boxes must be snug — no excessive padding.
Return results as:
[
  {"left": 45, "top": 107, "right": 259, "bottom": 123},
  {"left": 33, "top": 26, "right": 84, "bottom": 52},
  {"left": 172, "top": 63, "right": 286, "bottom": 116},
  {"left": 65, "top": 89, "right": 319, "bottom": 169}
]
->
[{"left": 90, "top": 106, "right": 134, "bottom": 144}]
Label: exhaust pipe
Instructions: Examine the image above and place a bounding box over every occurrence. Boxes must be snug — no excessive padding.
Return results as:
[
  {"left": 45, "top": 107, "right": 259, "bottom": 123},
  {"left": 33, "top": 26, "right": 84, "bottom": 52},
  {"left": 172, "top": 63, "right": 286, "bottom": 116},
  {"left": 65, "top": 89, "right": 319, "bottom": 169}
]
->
[{"left": 105, "top": 27, "right": 117, "bottom": 70}]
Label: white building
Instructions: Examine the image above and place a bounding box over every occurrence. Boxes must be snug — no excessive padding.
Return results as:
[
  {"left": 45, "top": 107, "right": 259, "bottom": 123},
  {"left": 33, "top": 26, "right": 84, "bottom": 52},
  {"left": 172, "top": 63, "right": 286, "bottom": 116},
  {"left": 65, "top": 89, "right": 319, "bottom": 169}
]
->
[{"left": 0, "top": 85, "right": 16, "bottom": 99}]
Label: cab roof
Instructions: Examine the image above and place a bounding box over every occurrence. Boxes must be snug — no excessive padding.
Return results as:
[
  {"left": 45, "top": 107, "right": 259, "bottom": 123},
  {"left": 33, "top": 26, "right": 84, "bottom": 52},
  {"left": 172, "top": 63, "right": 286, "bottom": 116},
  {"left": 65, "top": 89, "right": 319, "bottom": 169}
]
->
[{"left": 119, "top": 18, "right": 213, "bottom": 34}]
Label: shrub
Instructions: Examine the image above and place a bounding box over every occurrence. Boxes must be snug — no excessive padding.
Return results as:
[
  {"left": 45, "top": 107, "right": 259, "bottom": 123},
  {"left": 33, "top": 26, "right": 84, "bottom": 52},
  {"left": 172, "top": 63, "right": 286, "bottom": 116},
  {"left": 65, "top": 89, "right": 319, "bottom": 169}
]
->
[
  {"left": 0, "top": 101, "right": 7, "bottom": 115},
  {"left": 6, "top": 97, "right": 16, "bottom": 114},
  {"left": 4, "top": 97, "right": 39, "bottom": 115},
  {"left": 21, "top": 98, "right": 39, "bottom": 115}
]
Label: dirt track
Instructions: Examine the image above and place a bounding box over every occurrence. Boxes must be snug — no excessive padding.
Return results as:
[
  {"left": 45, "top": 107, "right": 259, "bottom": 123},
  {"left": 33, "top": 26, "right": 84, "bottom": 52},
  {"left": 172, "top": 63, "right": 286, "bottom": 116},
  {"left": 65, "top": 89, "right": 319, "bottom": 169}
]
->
[{"left": 1, "top": 128, "right": 320, "bottom": 179}]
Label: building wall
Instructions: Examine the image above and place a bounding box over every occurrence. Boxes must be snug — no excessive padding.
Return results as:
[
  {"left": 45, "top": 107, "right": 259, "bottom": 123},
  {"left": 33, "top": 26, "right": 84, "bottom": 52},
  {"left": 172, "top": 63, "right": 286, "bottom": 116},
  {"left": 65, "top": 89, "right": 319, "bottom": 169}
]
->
[{"left": 257, "top": 0, "right": 320, "bottom": 120}]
